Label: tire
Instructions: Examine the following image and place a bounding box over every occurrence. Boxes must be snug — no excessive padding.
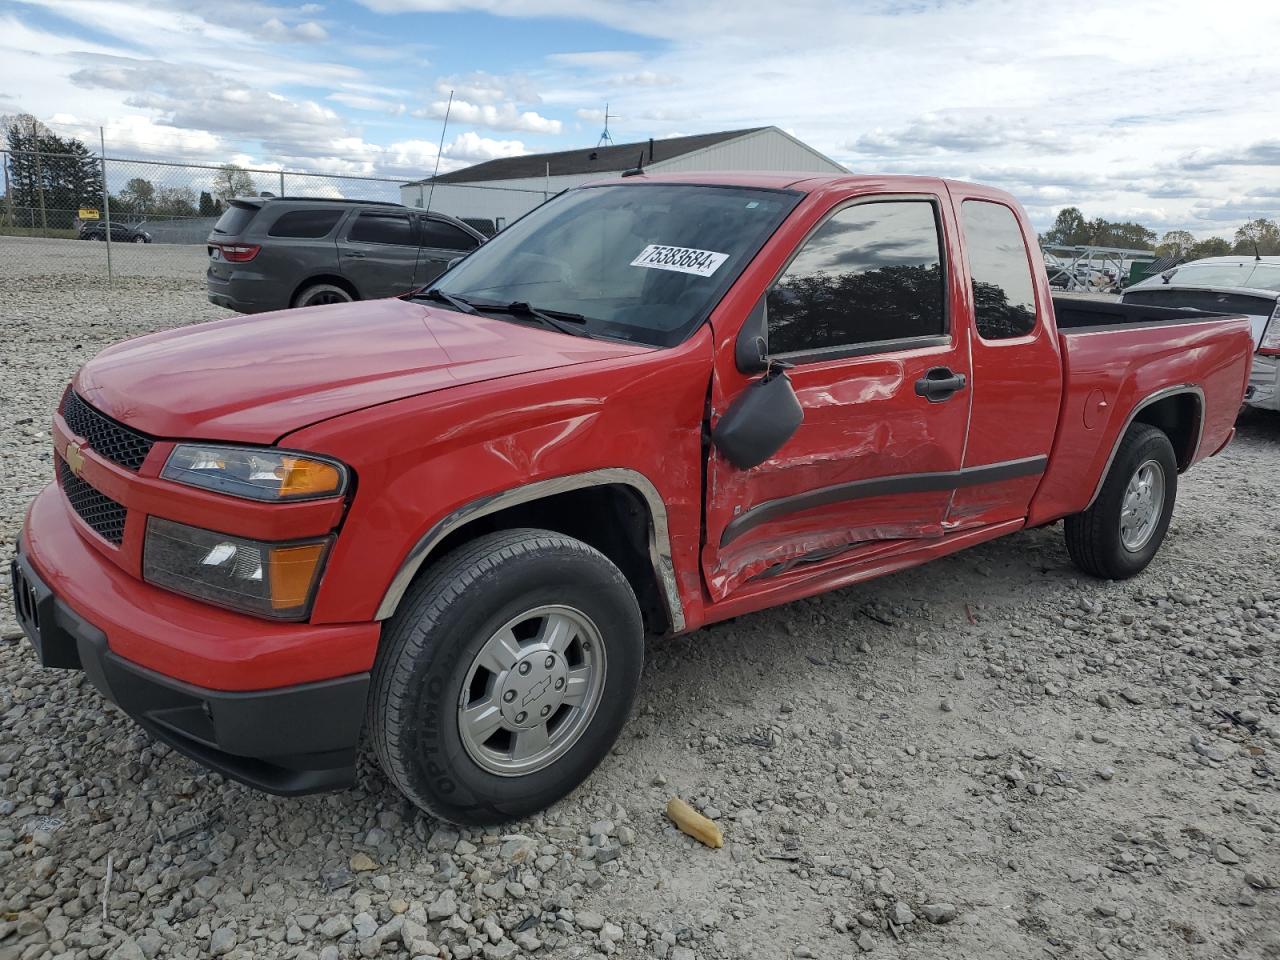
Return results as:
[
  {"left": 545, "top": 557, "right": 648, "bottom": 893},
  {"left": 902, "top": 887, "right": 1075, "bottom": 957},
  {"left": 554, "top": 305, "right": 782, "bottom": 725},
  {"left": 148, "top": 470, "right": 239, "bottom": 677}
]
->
[
  {"left": 292, "top": 283, "right": 354, "bottom": 308},
  {"left": 132, "top": 235, "right": 146, "bottom": 244},
  {"left": 1065, "top": 423, "right": 1177, "bottom": 579},
  {"left": 368, "top": 528, "right": 644, "bottom": 825}
]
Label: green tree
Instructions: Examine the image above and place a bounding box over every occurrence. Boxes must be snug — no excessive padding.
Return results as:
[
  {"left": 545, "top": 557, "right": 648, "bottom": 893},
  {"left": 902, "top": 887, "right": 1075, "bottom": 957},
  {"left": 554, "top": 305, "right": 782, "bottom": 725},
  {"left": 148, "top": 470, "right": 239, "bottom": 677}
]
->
[
  {"left": 212, "top": 163, "right": 256, "bottom": 204},
  {"left": 152, "top": 185, "right": 198, "bottom": 218},
  {"left": 1042, "top": 207, "right": 1090, "bottom": 246},
  {"left": 1232, "top": 218, "right": 1280, "bottom": 256},
  {"left": 198, "top": 190, "right": 218, "bottom": 216},
  {"left": 1155, "top": 230, "right": 1195, "bottom": 259},
  {"left": 1041, "top": 206, "right": 1155, "bottom": 250},
  {"left": 1188, "top": 237, "right": 1232, "bottom": 259},
  {"left": 117, "top": 177, "right": 156, "bottom": 215},
  {"left": 2, "top": 114, "right": 100, "bottom": 229},
  {"left": 1091, "top": 219, "right": 1155, "bottom": 250}
]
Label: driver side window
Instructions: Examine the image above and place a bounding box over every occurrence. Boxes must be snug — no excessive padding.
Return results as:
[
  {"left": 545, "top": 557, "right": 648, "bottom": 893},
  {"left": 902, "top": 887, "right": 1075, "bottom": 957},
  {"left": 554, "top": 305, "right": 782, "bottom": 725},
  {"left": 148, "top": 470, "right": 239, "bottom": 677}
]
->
[{"left": 767, "top": 200, "right": 946, "bottom": 357}]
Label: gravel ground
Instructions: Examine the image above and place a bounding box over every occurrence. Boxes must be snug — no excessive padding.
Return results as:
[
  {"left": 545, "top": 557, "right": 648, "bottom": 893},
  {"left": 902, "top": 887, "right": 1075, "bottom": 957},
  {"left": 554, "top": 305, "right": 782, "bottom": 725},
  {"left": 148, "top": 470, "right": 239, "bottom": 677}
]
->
[{"left": 0, "top": 238, "right": 1277, "bottom": 960}]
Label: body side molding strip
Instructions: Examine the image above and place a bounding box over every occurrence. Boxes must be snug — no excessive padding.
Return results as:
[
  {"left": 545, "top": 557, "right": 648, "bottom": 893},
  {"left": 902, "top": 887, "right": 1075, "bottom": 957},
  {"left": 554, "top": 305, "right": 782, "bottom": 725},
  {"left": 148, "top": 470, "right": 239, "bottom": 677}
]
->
[
  {"left": 1084, "top": 384, "right": 1204, "bottom": 510},
  {"left": 721, "top": 455, "right": 1048, "bottom": 548},
  {"left": 374, "top": 468, "right": 685, "bottom": 633}
]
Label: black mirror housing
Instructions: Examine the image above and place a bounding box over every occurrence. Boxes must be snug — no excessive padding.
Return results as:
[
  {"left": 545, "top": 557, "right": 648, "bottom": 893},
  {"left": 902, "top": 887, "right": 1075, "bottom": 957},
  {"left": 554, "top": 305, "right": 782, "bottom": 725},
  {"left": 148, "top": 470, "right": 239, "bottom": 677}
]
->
[{"left": 712, "top": 369, "right": 803, "bottom": 470}]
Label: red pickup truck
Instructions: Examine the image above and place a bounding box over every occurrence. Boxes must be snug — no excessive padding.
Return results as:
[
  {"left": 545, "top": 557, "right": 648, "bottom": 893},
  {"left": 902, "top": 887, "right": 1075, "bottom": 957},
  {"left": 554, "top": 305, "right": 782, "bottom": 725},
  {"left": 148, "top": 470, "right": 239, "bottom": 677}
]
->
[{"left": 12, "top": 173, "right": 1252, "bottom": 824}]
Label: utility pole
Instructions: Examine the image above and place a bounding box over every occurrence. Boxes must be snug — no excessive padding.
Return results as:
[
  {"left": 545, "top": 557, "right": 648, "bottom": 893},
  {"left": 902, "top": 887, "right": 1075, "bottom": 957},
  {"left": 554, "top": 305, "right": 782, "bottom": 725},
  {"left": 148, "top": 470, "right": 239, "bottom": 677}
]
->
[
  {"left": 2, "top": 153, "right": 11, "bottom": 228},
  {"left": 100, "top": 127, "right": 113, "bottom": 285},
  {"left": 31, "top": 117, "right": 47, "bottom": 234}
]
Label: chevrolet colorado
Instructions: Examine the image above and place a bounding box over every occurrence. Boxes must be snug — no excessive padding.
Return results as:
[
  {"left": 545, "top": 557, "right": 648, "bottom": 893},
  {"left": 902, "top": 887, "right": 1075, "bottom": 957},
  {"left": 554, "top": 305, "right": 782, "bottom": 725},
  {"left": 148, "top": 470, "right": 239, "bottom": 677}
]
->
[{"left": 12, "top": 173, "right": 1253, "bottom": 824}]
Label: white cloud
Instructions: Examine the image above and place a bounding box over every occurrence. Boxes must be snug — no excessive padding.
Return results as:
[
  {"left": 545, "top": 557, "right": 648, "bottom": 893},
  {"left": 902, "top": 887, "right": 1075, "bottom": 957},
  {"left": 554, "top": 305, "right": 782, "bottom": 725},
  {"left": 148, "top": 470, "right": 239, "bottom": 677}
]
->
[
  {"left": 607, "top": 71, "right": 677, "bottom": 87},
  {"left": 433, "top": 71, "right": 542, "bottom": 105},
  {"left": 547, "top": 50, "right": 642, "bottom": 67},
  {"left": 446, "top": 130, "right": 526, "bottom": 162},
  {"left": 328, "top": 92, "right": 404, "bottom": 113},
  {"left": 260, "top": 17, "right": 330, "bottom": 41},
  {"left": 416, "top": 99, "right": 562, "bottom": 135}
]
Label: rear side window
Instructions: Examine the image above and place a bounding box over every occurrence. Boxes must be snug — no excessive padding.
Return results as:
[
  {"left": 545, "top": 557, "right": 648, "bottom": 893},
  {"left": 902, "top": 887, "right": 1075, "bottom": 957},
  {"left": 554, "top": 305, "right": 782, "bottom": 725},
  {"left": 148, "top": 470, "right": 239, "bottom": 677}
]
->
[
  {"left": 421, "top": 218, "right": 479, "bottom": 251},
  {"left": 767, "top": 200, "right": 945, "bottom": 356},
  {"left": 349, "top": 212, "right": 415, "bottom": 246},
  {"left": 212, "top": 205, "right": 257, "bottom": 235},
  {"left": 269, "top": 209, "right": 343, "bottom": 239},
  {"left": 962, "top": 200, "right": 1037, "bottom": 340}
]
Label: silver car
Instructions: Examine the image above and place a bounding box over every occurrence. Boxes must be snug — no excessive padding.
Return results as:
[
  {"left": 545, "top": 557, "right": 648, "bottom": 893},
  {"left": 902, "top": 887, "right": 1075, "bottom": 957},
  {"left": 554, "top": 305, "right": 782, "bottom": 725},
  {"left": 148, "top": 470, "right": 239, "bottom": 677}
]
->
[{"left": 1124, "top": 256, "right": 1280, "bottom": 411}]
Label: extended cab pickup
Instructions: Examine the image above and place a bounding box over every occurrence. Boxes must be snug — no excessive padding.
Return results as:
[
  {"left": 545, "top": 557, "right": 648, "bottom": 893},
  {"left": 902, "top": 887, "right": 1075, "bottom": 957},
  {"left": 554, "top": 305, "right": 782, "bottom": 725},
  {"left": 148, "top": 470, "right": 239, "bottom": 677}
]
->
[{"left": 12, "top": 173, "right": 1253, "bottom": 824}]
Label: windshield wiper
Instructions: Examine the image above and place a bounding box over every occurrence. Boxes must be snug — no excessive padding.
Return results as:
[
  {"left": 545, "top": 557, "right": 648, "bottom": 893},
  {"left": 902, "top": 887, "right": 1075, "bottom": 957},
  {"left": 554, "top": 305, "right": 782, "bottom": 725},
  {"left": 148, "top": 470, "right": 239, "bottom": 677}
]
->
[
  {"left": 415, "top": 287, "right": 477, "bottom": 315},
  {"left": 471, "top": 300, "right": 591, "bottom": 337}
]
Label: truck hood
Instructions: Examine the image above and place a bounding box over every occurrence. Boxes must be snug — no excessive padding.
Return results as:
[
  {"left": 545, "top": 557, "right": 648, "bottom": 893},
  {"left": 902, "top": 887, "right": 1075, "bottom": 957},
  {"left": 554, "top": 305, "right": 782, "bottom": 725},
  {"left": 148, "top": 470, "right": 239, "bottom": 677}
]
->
[{"left": 75, "top": 297, "right": 651, "bottom": 443}]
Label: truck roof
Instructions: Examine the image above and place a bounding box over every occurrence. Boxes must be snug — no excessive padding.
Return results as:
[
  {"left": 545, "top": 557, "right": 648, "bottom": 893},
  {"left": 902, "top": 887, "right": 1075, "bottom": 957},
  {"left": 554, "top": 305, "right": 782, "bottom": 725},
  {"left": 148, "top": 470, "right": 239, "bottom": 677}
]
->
[{"left": 582, "top": 170, "right": 1021, "bottom": 205}]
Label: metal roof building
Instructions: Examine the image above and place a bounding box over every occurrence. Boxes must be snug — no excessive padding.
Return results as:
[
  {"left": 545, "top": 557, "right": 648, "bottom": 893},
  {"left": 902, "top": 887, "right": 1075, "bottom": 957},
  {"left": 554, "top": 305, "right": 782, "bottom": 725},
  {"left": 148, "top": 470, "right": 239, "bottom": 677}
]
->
[{"left": 400, "top": 126, "right": 845, "bottom": 231}]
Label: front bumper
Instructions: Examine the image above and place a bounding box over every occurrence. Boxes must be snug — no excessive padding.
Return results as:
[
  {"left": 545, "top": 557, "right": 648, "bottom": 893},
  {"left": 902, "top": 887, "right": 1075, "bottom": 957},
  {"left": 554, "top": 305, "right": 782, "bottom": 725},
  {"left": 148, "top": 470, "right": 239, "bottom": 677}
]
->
[{"left": 12, "top": 548, "right": 369, "bottom": 794}]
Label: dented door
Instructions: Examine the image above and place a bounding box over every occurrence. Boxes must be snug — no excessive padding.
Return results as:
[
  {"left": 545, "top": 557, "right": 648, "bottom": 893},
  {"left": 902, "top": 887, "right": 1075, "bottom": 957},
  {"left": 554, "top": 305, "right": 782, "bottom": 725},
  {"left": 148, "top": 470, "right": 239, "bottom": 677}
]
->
[{"left": 702, "top": 192, "right": 973, "bottom": 599}]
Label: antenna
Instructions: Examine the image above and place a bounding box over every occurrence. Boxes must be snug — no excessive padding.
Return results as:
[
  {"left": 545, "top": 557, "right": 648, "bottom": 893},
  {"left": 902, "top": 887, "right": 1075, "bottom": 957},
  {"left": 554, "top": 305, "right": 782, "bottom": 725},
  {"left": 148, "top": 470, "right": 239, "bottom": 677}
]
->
[
  {"left": 597, "top": 103, "right": 614, "bottom": 147},
  {"left": 424, "top": 89, "right": 453, "bottom": 216},
  {"left": 415, "top": 89, "right": 453, "bottom": 294}
]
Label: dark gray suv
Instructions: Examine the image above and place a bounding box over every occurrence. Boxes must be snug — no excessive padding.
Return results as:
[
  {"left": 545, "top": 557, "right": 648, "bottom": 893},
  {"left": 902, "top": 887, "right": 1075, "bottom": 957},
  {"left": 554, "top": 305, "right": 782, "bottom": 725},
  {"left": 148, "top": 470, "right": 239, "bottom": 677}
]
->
[{"left": 206, "top": 197, "right": 486, "bottom": 313}]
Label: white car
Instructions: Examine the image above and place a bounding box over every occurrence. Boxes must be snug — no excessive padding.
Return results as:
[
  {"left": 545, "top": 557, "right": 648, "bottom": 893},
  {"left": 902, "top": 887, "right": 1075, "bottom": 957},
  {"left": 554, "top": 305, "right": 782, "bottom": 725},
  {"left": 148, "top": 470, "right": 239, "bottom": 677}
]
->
[{"left": 1124, "top": 256, "right": 1280, "bottom": 411}]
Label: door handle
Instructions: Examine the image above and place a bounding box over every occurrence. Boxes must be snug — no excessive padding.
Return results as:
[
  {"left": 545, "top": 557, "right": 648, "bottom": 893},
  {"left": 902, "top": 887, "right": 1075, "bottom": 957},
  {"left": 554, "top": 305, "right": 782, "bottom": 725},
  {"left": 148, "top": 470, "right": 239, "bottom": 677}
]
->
[
  {"left": 914, "top": 367, "right": 967, "bottom": 402},
  {"left": 343, "top": 251, "right": 366, "bottom": 259}
]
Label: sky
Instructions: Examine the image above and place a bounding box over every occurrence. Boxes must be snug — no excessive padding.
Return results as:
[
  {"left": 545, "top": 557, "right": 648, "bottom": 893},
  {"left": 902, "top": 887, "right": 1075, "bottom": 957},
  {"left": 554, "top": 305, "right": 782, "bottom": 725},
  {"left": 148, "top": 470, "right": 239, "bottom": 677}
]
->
[{"left": 2, "top": 0, "right": 1279, "bottom": 236}]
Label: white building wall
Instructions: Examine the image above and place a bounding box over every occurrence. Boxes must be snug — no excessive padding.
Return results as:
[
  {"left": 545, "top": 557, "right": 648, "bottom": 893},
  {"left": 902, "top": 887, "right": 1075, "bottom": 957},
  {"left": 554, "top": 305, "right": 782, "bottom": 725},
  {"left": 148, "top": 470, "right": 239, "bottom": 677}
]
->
[
  {"left": 398, "top": 129, "right": 846, "bottom": 227},
  {"left": 399, "top": 173, "right": 604, "bottom": 226}
]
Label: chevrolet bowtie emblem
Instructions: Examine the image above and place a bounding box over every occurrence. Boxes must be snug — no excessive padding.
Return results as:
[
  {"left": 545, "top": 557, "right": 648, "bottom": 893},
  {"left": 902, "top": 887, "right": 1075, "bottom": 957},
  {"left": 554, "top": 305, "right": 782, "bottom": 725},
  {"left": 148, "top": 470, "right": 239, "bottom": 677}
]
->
[{"left": 64, "top": 440, "right": 86, "bottom": 476}]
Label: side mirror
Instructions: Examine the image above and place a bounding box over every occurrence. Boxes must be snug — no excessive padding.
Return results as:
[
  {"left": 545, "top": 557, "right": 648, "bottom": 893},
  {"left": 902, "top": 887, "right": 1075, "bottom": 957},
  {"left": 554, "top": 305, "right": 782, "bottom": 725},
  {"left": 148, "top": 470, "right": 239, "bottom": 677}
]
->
[
  {"left": 735, "top": 296, "right": 770, "bottom": 374},
  {"left": 712, "top": 366, "right": 803, "bottom": 470},
  {"left": 447, "top": 256, "right": 464, "bottom": 270}
]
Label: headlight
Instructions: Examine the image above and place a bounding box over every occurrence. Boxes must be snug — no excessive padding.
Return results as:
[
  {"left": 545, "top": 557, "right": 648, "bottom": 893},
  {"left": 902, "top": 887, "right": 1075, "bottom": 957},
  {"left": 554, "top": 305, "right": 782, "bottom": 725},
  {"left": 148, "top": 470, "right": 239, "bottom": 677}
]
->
[
  {"left": 162, "top": 445, "right": 348, "bottom": 501},
  {"left": 143, "top": 517, "right": 331, "bottom": 620}
]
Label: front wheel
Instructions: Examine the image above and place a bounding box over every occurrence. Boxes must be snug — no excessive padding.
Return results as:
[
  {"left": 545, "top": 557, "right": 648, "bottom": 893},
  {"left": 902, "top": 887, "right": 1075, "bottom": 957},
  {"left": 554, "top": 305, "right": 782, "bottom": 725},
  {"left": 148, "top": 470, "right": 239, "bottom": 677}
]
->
[
  {"left": 1064, "top": 423, "right": 1177, "bottom": 579},
  {"left": 132, "top": 235, "right": 147, "bottom": 244},
  {"left": 368, "top": 529, "right": 644, "bottom": 824}
]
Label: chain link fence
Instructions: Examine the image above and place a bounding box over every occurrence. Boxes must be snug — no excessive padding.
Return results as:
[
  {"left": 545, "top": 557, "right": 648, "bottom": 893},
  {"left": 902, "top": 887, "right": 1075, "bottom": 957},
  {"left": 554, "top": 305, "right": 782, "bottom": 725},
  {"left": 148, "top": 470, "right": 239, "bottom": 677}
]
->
[{"left": 0, "top": 146, "right": 547, "bottom": 286}]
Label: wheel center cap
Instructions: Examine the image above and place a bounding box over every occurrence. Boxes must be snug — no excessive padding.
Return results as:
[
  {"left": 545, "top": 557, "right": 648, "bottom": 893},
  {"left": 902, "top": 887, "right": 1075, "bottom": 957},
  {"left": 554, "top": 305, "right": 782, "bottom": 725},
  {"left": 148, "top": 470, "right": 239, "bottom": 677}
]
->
[{"left": 499, "top": 652, "right": 568, "bottom": 728}]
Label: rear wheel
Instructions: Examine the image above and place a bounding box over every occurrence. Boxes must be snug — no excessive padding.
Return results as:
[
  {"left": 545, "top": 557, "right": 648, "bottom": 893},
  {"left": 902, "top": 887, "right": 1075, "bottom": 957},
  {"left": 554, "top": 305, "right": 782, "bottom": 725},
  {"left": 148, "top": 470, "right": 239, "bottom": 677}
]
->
[
  {"left": 1065, "top": 423, "right": 1177, "bottom": 579},
  {"left": 292, "top": 283, "right": 353, "bottom": 308},
  {"left": 368, "top": 528, "right": 644, "bottom": 825}
]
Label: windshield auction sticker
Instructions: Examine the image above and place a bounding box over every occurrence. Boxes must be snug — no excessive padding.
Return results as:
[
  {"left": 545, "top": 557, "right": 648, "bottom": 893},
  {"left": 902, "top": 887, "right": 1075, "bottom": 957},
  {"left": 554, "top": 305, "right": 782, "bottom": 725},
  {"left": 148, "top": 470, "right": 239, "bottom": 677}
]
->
[{"left": 630, "top": 244, "right": 729, "bottom": 278}]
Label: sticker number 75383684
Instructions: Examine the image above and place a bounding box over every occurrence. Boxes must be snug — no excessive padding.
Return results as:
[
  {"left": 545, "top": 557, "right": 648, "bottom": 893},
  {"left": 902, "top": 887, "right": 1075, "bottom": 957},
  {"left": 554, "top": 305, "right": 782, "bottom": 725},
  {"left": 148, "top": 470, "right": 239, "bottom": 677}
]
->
[{"left": 630, "top": 244, "right": 729, "bottom": 278}]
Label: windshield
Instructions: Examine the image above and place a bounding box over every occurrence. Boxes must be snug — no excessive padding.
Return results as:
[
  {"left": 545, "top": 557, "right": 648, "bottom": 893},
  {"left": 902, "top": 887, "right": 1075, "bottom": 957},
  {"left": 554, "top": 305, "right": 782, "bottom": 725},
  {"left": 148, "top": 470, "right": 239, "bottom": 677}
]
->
[
  {"left": 1131, "top": 261, "right": 1280, "bottom": 292},
  {"left": 429, "top": 183, "right": 801, "bottom": 347}
]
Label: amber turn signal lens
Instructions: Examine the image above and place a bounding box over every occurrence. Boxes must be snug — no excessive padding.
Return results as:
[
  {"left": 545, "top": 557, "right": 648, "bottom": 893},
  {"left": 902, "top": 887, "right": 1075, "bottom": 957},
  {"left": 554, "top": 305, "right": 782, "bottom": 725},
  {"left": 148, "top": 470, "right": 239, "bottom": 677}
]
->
[
  {"left": 267, "top": 542, "right": 329, "bottom": 611},
  {"left": 163, "top": 445, "right": 349, "bottom": 502},
  {"left": 278, "top": 457, "right": 344, "bottom": 499}
]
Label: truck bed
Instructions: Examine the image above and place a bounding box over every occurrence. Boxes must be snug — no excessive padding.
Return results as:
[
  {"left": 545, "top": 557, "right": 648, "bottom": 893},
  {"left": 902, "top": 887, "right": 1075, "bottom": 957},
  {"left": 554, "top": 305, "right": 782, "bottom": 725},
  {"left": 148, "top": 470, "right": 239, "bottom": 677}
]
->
[
  {"left": 1051, "top": 295, "right": 1240, "bottom": 332},
  {"left": 1026, "top": 299, "right": 1254, "bottom": 526}
]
